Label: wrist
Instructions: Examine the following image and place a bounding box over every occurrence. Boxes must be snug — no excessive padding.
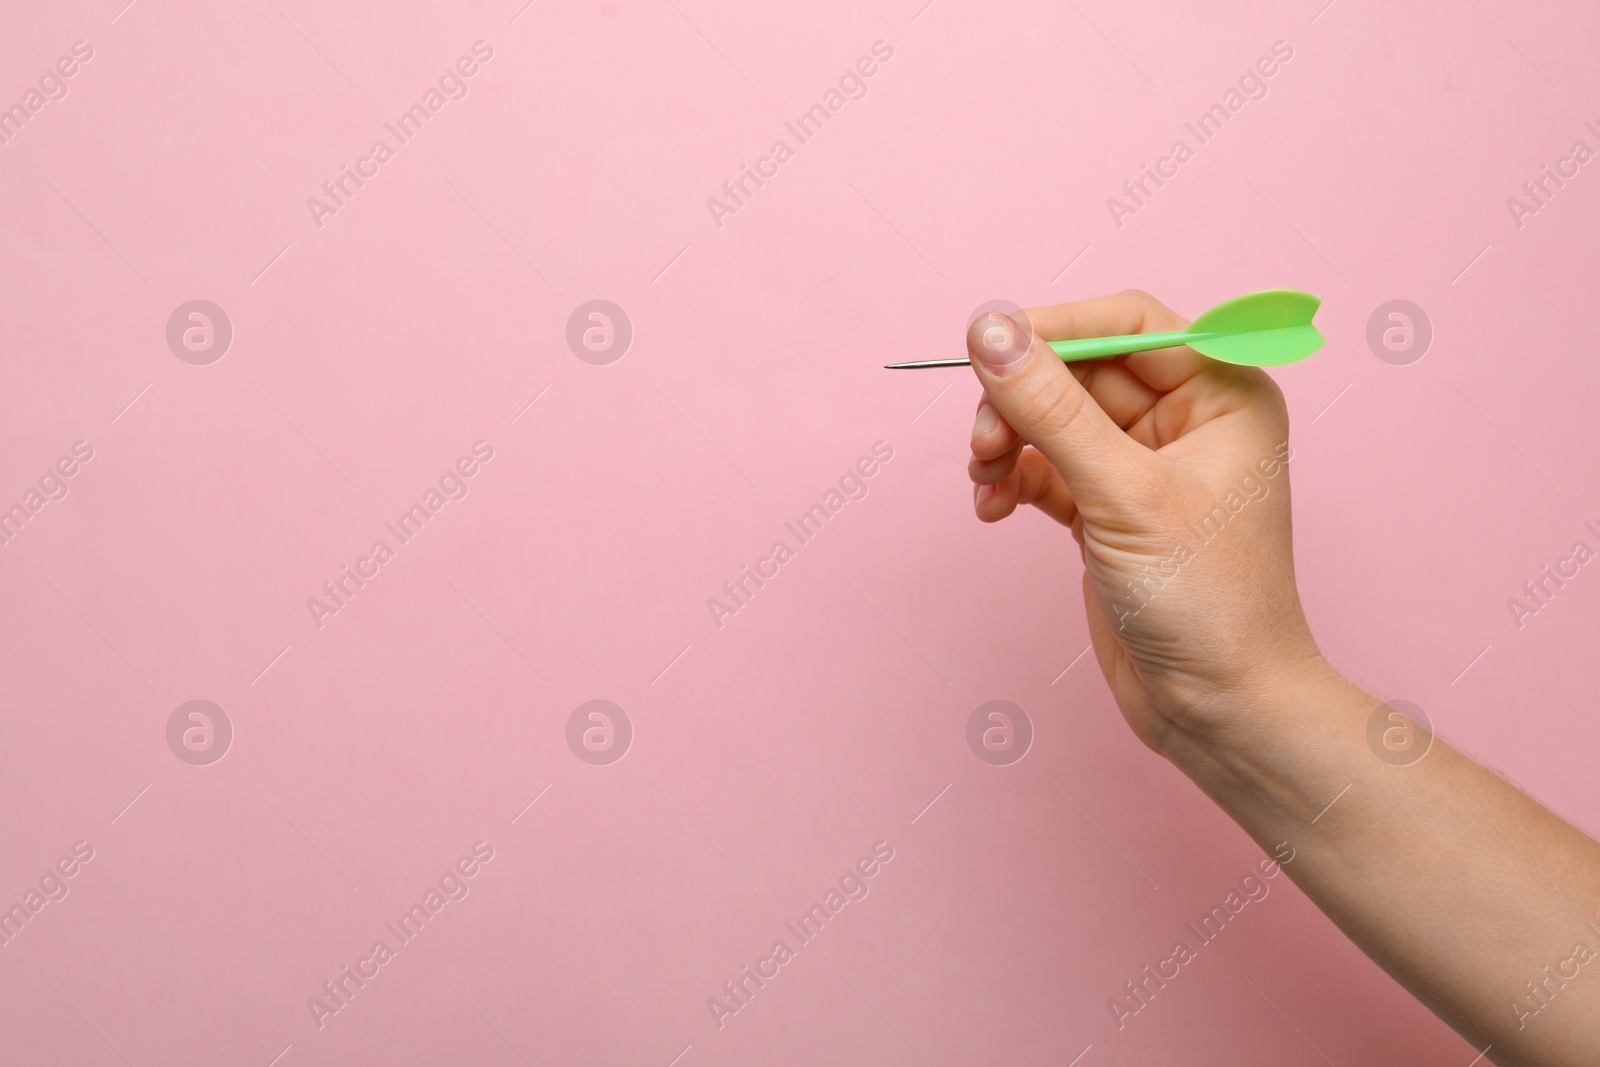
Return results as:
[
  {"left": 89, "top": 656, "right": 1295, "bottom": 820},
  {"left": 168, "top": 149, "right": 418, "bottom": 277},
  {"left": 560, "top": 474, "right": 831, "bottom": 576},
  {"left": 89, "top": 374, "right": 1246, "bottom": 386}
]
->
[{"left": 1158, "top": 655, "right": 1374, "bottom": 811}]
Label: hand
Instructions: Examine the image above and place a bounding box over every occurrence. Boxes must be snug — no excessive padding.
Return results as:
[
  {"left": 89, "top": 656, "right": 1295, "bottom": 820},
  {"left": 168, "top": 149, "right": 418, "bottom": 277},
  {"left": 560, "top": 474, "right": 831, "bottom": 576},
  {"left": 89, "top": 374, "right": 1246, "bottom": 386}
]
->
[
  {"left": 966, "top": 290, "right": 1330, "bottom": 754},
  {"left": 969, "top": 291, "right": 1600, "bottom": 1065}
]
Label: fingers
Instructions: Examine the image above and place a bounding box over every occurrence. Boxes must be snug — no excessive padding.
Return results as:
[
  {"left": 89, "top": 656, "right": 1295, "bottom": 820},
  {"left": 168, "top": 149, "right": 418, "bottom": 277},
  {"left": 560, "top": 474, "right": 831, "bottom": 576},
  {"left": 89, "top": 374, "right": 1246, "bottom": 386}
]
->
[
  {"left": 1021, "top": 288, "right": 1188, "bottom": 342},
  {"left": 969, "top": 395, "right": 1077, "bottom": 525},
  {"left": 972, "top": 448, "right": 1080, "bottom": 525},
  {"left": 970, "top": 397, "right": 1019, "bottom": 462},
  {"left": 1023, "top": 289, "right": 1208, "bottom": 395},
  {"left": 1061, "top": 361, "right": 1166, "bottom": 444},
  {"left": 1020, "top": 289, "right": 1281, "bottom": 452},
  {"left": 968, "top": 437, "right": 1023, "bottom": 486},
  {"left": 966, "top": 311, "right": 1154, "bottom": 513}
]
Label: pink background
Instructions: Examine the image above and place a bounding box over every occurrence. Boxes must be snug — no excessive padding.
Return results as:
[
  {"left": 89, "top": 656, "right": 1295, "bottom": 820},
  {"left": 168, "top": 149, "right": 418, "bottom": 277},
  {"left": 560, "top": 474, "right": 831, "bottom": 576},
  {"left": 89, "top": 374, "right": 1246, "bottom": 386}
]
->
[{"left": 2, "top": 0, "right": 1597, "bottom": 1063}]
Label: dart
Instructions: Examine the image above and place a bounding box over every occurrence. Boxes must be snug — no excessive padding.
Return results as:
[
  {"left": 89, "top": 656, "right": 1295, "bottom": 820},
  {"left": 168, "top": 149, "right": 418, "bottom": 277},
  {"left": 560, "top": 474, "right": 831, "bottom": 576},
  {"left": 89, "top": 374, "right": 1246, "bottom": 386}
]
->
[{"left": 884, "top": 289, "right": 1324, "bottom": 369}]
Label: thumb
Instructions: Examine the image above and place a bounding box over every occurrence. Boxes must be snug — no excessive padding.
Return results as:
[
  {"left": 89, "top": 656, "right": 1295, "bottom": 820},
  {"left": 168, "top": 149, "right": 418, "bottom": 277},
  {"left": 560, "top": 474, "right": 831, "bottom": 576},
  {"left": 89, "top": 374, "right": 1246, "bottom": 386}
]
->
[{"left": 967, "top": 312, "right": 1151, "bottom": 511}]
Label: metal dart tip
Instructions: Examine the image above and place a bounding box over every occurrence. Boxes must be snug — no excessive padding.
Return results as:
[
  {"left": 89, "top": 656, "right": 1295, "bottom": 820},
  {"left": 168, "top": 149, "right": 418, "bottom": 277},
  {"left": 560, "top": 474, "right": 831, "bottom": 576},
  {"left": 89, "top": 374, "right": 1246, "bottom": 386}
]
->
[{"left": 883, "top": 358, "right": 974, "bottom": 369}]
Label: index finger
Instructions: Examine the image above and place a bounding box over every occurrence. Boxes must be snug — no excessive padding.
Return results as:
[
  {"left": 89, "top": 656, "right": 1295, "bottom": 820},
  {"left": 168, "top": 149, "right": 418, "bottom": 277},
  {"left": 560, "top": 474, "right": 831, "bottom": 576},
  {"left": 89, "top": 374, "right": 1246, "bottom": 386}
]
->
[{"left": 1021, "top": 289, "right": 1209, "bottom": 395}]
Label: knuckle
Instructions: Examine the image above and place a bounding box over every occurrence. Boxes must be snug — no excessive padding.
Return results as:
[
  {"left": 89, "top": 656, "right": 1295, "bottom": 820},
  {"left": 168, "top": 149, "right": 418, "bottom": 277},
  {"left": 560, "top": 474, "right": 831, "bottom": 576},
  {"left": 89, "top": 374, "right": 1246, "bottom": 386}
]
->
[
  {"left": 1118, "top": 288, "right": 1185, "bottom": 331},
  {"left": 1244, "top": 368, "right": 1290, "bottom": 420},
  {"left": 1260, "top": 370, "right": 1288, "bottom": 407},
  {"left": 1025, "top": 381, "right": 1090, "bottom": 440},
  {"left": 968, "top": 454, "right": 1005, "bottom": 483}
]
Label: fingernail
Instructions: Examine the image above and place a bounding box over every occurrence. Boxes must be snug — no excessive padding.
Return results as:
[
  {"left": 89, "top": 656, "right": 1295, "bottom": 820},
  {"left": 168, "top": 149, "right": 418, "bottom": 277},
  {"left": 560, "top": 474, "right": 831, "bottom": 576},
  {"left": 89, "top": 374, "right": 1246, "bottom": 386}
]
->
[
  {"left": 976, "top": 483, "right": 997, "bottom": 507},
  {"left": 968, "top": 313, "right": 1030, "bottom": 376},
  {"left": 973, "top": 401, "right": 1000, "bottom": 437}
]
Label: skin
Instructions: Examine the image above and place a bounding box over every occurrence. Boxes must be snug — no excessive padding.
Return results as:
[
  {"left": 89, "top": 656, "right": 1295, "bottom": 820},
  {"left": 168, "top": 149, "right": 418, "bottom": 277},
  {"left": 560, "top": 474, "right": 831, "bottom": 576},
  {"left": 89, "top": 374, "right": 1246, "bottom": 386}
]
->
[{"left": 963, "top": 290, "right": 1600, "bottom": 1066}]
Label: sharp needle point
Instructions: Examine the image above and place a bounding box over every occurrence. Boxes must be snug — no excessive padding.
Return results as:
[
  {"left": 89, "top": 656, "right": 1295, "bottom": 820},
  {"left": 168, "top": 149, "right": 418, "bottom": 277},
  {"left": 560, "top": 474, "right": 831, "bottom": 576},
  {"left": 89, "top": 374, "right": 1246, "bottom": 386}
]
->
[{"left": 885, "top": 359, "right": 973, "bottom": 369}]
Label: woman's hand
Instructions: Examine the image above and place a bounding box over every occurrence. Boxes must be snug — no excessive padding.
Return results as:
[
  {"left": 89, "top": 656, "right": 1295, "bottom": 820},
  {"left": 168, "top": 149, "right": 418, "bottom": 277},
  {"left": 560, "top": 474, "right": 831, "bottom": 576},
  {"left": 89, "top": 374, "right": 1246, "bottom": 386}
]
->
[
  {"left": 966, "top": 289, "right": 1600, "bottom": 1065},
  {"left": 966, "top": 290, "right": 1331, "bottom": 753}
]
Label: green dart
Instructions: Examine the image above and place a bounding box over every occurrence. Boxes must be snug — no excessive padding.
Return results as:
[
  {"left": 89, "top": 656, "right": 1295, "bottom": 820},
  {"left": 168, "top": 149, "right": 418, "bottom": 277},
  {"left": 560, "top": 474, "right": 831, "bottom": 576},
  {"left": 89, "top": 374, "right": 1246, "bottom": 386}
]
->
[{"left": 884, "top": 289, "right": 1324, "bottom": 369}]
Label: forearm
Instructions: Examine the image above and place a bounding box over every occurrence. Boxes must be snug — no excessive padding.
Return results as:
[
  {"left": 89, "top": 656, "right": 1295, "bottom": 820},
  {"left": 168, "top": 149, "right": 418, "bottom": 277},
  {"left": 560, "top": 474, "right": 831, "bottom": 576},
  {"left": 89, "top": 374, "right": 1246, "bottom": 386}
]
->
[{"left": 1164, "top": 660, "right": 1600, "bottom": 1066}]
